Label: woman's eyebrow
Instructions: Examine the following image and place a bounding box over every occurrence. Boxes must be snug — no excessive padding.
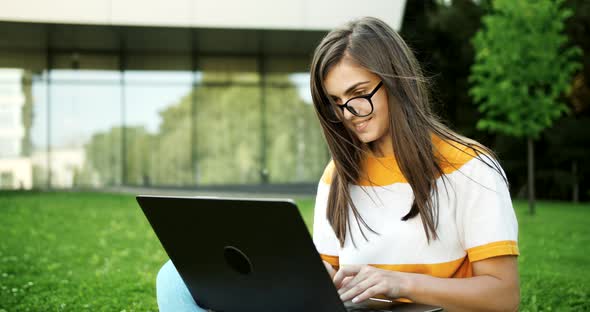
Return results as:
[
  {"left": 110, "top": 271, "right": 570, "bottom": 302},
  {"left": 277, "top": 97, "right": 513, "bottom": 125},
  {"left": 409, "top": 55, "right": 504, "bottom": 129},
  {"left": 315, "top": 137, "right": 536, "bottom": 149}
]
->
[
  {"left": 329, "top": 81, "right": 370, "bottom": 98},
  {"left": 344, "top": 81, "right": 370, "bottom": 96}
]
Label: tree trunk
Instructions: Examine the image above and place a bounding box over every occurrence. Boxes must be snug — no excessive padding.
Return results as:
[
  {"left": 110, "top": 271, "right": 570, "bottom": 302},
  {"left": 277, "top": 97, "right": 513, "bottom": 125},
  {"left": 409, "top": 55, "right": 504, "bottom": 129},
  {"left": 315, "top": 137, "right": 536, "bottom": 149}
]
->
[
  {"left": 572, "top": 160, "right": 579, "bottom": 204},
  {"left": 527, "top": 138, "right": 535, "bottom": 215}
]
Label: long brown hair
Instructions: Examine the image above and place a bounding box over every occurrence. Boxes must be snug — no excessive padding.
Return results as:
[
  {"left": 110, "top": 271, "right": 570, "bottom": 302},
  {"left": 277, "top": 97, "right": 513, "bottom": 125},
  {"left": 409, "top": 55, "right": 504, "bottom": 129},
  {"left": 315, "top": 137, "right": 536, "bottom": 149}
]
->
[{"left": 310, "top": 17, "right": 505, "bottom": 247}]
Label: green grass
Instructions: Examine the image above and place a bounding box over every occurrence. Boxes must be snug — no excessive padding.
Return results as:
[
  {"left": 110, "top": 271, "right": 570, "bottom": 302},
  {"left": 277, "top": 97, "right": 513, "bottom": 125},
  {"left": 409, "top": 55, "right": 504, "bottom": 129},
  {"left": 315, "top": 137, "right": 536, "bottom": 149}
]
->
[
  {"left": 513, "top": 200, "right": 590, "bottom": 311},
  {"left": 0, "top": 192, "right": 588, "bottom": 311}
]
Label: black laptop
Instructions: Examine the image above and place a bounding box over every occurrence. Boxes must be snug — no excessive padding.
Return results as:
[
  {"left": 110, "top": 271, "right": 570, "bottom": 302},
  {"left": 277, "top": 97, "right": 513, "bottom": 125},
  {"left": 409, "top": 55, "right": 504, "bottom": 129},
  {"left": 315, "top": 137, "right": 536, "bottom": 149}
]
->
[{"left": 137, "top": 195, "right": 442, "bottom": 312}]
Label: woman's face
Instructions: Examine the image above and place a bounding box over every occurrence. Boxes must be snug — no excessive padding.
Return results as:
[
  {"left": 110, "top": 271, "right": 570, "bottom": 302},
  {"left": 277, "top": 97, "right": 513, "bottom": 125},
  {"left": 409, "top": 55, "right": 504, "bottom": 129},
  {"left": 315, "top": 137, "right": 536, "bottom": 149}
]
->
[{"left": 324, "top": 57, "right": 391, "bottom": 154}]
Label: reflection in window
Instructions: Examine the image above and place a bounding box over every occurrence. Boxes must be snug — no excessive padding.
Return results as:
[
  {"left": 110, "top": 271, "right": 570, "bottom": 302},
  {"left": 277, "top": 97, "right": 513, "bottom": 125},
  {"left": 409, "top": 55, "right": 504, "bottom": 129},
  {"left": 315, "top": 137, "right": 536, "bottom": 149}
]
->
[
  {"left": 266, "top": 72, "right": 329, "bottom": 183},
  {"left": 195, "top": 84, "right": 262, "bottom": 185},
  {"left": 49, "top": 70, "right": 122, "bottom": 188},
  {"left": 0, "top": 68, "right": 37, "bottom": 189},
  {"left": 124, "top": 70, "right": 193, "bottom": 186},
  {"left": 0, "top": 57, "right": 329, "bottom": 189},
  {"left": 31, "top": 75, "right": 48, "bottom": 188}
]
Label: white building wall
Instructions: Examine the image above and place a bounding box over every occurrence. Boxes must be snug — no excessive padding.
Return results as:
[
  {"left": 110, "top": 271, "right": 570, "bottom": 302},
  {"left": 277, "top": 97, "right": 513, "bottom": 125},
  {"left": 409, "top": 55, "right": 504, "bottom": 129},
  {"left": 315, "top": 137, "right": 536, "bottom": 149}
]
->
[
  {"left": 31, "top": 148, "right": 87, "bottom": 188},
  {"left": 0, "top": 69, "right": 25, "bottom": 159},
  {"left": 0, "top": 0, "right": 406, "bottom": 31},
  {"left": 0, "top": 158, "right": 32, "bottom": 189}
]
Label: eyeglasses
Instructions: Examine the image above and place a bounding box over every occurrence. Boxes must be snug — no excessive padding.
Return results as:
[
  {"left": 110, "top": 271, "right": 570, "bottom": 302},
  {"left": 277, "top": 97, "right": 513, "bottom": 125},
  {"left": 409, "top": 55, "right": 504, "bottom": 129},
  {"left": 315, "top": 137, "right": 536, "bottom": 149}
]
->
[{"left": 326, "top": 81, "right": 383, "bottom": 123}]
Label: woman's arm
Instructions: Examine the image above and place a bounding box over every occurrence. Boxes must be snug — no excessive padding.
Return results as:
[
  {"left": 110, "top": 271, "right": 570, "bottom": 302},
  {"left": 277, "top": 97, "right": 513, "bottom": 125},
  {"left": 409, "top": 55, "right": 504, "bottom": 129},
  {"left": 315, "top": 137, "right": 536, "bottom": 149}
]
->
[{"left": 334, "top": 255, "right": 519, "bottom": 312}]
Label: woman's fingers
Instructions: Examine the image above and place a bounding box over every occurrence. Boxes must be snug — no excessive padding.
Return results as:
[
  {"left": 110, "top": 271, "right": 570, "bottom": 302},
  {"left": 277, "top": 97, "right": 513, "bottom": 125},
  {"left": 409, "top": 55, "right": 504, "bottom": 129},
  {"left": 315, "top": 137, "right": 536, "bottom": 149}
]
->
[
  {"left": 337, "top": 266, "right": 373, "bottom": 296},
  {"left": 338, "top": 276, "right": 379, "bottom": 302},
  {"left": 335, "top": 266, "right": 401, "bottom": 304},
  {"left": 350, "top": 282, "right": 389, "bottom": 303},
  {"left": 341, "top": 276, "right": 353, "bottom": 288},
  {"left": 336, "top": 265, "right": 373, "bottom": 292},
  {"left": 332, "top": 265, "right": 362, "bottom": 288}
]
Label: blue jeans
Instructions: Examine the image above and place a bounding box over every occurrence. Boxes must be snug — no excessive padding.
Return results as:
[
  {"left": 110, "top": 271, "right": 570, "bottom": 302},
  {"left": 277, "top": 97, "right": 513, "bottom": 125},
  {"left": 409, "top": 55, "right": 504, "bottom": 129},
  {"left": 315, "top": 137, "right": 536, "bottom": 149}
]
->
[{"left": 156, "top": 260, "right": 207, "bottom": 312}]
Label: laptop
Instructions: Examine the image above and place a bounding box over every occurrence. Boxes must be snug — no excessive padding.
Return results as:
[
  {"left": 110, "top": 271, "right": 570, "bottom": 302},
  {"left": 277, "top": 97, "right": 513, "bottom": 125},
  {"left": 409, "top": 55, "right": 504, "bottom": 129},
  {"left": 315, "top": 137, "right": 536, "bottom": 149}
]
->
[{"left": 137, "top": 195, "right": 443, "bottom": 312}]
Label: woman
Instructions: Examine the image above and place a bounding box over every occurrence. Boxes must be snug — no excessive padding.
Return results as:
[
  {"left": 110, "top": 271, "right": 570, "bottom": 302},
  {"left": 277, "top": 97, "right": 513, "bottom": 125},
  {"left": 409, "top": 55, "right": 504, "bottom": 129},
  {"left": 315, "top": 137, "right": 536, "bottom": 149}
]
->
[
  {"left": 311, "top": 17, "right": 519, "bottom": 311},
  {"left": 156, "top": 16, "right": 520, "bottom": 312}
]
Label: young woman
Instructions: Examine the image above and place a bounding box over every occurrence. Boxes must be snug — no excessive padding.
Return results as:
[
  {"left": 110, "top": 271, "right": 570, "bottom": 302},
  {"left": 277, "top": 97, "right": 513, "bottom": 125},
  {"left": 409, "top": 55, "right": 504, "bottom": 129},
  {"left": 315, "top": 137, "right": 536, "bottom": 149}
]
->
[
  {"left": 310, "top": 17, "right": 519, "bottom": 311},
  {"left": 155, "top": 16, "right": 520, "bottom": 312}
]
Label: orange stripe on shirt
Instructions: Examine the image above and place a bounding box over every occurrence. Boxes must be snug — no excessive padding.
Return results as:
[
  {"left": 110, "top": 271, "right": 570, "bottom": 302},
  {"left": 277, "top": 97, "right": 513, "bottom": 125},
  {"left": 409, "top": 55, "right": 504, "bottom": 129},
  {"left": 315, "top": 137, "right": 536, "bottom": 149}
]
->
[
  {"left": 319, "top": 243, "right": 518, "bottom": 285},
  {"left": 320, "top": 254, "right": 339, "bottom": 269},
  {"left": 467, "top": 240, "right": 520, "bottom": 262},
  {"left": 372, "top": 256, "right": 472, "bottom": 278},
  {"left": 321, "top": 136, "right": 483, "bottom": 186}
]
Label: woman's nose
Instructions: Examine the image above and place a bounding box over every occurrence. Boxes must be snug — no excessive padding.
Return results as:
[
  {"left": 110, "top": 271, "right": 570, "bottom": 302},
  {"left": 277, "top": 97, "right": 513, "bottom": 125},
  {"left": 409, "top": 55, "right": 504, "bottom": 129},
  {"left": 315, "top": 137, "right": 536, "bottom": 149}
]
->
[{"left": 342, "top": 107, "right": 355, "bottom": 121}]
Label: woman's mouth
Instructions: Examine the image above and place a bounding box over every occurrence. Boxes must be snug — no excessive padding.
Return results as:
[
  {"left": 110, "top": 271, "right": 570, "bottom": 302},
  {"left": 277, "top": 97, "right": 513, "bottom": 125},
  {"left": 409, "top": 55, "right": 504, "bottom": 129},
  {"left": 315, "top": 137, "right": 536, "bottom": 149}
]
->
[{"left": 354, "top": 117, "right": 372, "bottom": 132}]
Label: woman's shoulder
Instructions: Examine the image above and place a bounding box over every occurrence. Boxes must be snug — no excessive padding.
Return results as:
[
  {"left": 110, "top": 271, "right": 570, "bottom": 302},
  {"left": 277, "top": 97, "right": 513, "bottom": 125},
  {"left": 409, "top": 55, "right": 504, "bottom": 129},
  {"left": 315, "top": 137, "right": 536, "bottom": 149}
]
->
[
  {"left": 432, "top": 135, "right": 508, "bottom": 192},
  {"left": 432, "top": 134, "right": 492, "bottom": 174},
  {"left": 319, "top": 160, "right": 335, "bottom": 185}
]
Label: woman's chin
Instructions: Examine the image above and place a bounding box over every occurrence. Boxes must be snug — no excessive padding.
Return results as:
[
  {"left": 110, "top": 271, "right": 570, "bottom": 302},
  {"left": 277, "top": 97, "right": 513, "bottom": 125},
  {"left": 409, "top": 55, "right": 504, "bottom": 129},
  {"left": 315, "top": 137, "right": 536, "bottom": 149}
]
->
[{"left": 357, "top": 133, "right": 378, "bottom": 144}]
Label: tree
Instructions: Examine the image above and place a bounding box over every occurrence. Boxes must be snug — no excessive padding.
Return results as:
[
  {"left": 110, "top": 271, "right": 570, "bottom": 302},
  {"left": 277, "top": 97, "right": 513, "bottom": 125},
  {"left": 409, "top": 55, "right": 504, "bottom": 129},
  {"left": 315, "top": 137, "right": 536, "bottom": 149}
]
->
[
  {"left": 20, "top": 70, "right": 34, "bottom": 157},
  {"left": 79, "top": 72, "right": 328, "bottom": 187},
  {"left": 469, "top": 0, "right": 582, "bottom": 214},
  {"left": 544, "top": 116, "right": 590, "bottom": 203},
  {"left": 402, "top": 0, "right": 490, "bottom": 135},
  {"left": 80, "top": 127, "right": 123, "bottom": 186}
]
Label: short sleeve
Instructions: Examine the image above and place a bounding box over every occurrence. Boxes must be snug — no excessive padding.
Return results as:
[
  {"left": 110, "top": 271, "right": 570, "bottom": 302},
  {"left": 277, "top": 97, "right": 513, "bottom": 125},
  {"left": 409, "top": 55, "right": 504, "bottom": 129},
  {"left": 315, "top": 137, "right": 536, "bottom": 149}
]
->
[
  {"left": 312, "top": 161, "right": 340, "bottom": 267},
  {"left": 454, "top": 157, "right": 520, "bottom": 262}
]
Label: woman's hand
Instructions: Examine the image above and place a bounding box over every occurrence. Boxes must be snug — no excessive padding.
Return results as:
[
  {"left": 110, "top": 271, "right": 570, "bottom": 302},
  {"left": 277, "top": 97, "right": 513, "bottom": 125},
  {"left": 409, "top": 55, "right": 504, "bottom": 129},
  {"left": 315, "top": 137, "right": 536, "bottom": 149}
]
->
[
  {"left": 333, "top": 265, "right": 411, "bottom": 304},
  {"left": 331, "top": 256, "right": 519, "bottom": 311},
  {"left": 322, "top": 260, "right": 337, "bottom": 280}
]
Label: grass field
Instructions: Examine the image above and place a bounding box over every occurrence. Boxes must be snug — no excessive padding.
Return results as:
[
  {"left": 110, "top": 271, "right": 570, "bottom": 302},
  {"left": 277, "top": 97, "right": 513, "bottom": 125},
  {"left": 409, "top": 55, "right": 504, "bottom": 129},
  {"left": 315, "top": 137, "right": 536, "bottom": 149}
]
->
[{"left": 0, "top": 191, "right": 588, "bottom": 311}]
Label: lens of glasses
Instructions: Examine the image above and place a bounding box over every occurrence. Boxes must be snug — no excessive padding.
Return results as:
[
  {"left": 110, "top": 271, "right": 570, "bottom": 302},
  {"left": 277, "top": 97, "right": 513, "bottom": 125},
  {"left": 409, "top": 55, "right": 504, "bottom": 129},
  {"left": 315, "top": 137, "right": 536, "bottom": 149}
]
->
[
  {"left": 346, "top": 98, "right": 373, "bottom": 117},
  {"left": 328, "top": 98, "right": 373, "bottom": 123}
]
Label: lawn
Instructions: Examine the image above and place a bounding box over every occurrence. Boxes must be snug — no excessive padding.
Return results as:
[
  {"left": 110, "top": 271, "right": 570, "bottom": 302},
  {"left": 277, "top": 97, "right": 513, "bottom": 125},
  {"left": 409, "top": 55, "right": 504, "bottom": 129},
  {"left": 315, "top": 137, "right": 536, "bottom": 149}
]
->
[{"left": 0, "top": 191, "right": 588, "bottom": 311}]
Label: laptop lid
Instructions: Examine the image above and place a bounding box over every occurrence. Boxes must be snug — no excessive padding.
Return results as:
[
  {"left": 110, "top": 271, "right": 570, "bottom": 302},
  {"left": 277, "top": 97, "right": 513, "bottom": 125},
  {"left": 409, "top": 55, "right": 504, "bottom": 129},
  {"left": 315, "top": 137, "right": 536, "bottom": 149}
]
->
[{"left": 137, "top": 195, "right": 346, "bottom": 312}]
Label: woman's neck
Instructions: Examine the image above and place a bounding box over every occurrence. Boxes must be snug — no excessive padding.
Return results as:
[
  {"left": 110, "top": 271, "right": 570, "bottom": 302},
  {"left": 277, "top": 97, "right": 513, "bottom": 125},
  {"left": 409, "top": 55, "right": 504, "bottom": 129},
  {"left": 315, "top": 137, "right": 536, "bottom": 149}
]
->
[{"left": 370, "top": 133, "right": 394, "bottom": 158}]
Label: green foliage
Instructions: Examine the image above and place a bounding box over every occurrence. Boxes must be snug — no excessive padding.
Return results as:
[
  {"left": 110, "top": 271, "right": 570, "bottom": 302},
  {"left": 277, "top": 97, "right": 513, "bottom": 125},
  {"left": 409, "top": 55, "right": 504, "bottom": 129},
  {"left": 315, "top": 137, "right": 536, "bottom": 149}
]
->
[
  {"left": 469, "top": 0, "right": 582, "bottom": 139},
  {"left": 20, "top": 71, "right": 34, "bottom": 157},
  {"left": 1, "top": 192, "right": 589, "bottom": 311},
  {"left": 193, "top": 83, "right": 262, "bottom": 184},
  {"left": 265, "top": 76, "right": 329, "bottom": 183},
  {"left": 78, "top": 127, "right": 123, "bottom": 186},
  {"left": 77, "top": 73, "right": 329, "bottom": 187}
]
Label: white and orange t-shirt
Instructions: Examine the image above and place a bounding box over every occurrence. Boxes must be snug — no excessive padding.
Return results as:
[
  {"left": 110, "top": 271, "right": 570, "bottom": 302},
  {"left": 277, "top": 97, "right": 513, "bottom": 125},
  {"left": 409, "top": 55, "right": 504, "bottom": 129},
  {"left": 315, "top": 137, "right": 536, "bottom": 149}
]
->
[{"left": 312, "top": 138, "right": 519, "bottom": 280}]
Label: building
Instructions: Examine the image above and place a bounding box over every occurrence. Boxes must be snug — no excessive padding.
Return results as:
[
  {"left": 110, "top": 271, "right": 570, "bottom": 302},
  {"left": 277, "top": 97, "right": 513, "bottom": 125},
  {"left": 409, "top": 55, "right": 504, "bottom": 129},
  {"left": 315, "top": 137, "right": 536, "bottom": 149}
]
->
[
  {"left": 0, "top": 69, "right": 33, "bottom": 189},
  {"left": 0, "top": 0, "right": 407, "bottom": 189}
]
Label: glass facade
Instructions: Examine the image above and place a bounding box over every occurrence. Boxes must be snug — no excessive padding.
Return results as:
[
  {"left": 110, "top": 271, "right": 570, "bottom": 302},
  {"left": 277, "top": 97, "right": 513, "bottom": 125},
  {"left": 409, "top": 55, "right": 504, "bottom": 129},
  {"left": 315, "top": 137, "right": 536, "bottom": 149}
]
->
[{"left": 0, "top": 46, "right": 330, "bottom": 189}]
